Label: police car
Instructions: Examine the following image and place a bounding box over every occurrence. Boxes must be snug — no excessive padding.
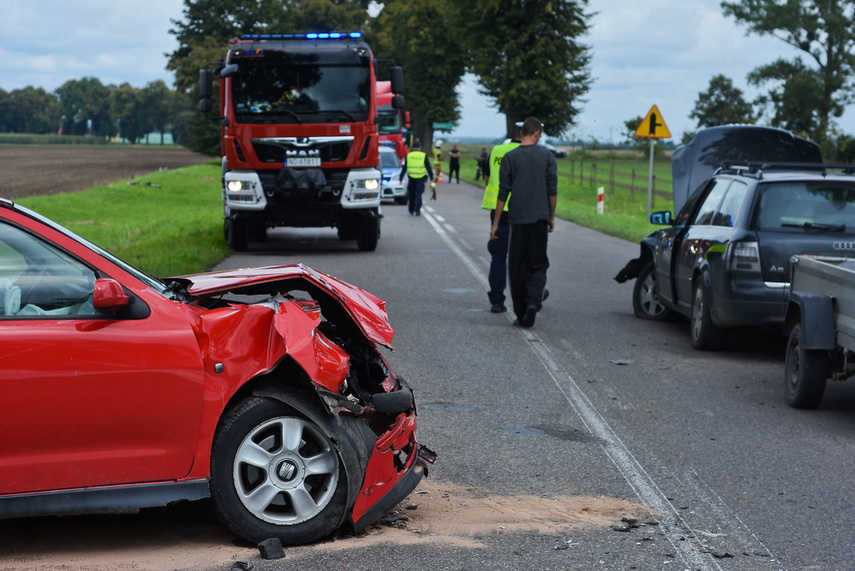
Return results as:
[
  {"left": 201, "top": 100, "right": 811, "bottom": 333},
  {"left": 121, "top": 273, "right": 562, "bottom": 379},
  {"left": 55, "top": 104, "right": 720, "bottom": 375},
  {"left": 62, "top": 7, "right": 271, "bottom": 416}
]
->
[{"left": 379, "top": 145, "right": 407, "bottom": 205}]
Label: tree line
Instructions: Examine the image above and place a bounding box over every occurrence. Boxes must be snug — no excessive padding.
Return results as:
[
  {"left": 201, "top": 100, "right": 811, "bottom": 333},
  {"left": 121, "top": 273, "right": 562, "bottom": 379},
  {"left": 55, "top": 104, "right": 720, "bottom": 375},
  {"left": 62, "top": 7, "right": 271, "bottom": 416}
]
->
[
  {"left": 0, "top": 79, "right": 188, "bottom": 144},
  {"left": 4, "top": 0, "right": 855, "bottom": 161}
]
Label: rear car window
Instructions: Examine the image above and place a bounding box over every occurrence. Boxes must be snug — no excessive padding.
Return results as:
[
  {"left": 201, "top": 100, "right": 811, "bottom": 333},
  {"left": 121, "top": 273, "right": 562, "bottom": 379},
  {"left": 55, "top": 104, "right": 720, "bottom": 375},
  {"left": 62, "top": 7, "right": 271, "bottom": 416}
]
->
[
  {"left": 755, "top": 181, "right": 855, "bottom": 231},
  {"left": 693, "top": 178, "right": 731, "bottom": 225}
]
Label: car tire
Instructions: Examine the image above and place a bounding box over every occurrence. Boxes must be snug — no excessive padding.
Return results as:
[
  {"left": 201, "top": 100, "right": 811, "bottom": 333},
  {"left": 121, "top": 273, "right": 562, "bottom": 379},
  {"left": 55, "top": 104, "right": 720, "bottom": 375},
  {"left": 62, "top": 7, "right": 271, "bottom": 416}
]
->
[
  {"left": 632, "top": 262, "right": 675, "bottom": 321},
  {"left": 356, "top": 216, "right": 379, "bottom": 252},
  {"left": 690, "top": 279, "right": 727, "bottom": 350},
  {"left": 395, "top": 196, "right": 407, "bottom": 205},
  {"left": 226, "top": 216, "right": 249, "bottom": 251},
  {"left": 785, "top": 323, "right": 828, "bottom": 409},
  {"left": 210, "top": 397, "right": 348, "bottom": 545}
]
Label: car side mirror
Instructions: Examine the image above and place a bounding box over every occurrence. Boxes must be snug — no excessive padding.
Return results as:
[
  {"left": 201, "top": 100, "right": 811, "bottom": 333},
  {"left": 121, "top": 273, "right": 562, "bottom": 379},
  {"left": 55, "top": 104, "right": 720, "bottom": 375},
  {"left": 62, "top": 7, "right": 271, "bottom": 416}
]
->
[
  {"left": 650, "top": 211, "right": 673, "bottom": 225},
  {"left": 93, "top": 278, "right": 130, "bottom": 312}
]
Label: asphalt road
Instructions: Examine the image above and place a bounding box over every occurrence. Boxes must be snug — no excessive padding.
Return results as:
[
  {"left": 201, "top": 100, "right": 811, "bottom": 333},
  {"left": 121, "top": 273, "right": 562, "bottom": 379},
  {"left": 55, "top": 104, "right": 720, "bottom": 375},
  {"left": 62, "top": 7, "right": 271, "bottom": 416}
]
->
[{"left": 212, "top": 180, "right": 855, "bottom": 571}]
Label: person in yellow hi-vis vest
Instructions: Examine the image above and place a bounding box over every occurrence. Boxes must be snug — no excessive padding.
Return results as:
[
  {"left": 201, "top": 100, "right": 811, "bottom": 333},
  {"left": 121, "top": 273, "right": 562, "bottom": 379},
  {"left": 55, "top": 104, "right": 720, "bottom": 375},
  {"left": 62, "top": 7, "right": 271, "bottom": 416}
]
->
[
  {"left": 399, "top": 141, "right": 433, "bottom": 216},
  {"left": 433, "top": 141, "right": 443, "bottom": 192},
  {"left": 481, "top": 131, "right": 520, "bottom": 313}
]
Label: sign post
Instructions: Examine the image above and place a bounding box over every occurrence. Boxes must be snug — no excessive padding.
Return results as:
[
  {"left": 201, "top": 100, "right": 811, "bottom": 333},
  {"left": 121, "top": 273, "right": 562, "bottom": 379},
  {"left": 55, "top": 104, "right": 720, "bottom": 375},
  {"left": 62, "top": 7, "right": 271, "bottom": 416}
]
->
[{"left": 633, "top": 105, "right": 671, "bottom": 219}]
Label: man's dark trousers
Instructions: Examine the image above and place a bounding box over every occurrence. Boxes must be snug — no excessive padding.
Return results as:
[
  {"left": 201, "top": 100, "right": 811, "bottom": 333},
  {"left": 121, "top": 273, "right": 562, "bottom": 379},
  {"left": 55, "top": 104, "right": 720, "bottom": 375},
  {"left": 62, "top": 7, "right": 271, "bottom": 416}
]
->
[
  {"left": 487, "top": 210, "right": 509, "bottom": 306},
  {"left": 508, "top": 219, "right": 549, "bottom": 321},
  {"left": 407, "top": 177, "right": 426, "bottom": 214}
]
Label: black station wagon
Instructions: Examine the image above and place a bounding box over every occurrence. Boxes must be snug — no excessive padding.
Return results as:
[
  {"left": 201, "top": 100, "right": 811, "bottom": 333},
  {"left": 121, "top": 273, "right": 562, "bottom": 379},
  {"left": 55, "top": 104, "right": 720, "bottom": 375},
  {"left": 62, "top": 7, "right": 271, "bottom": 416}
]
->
[{"left": 619, "top": 162, "right": 855, "bottom": 350}]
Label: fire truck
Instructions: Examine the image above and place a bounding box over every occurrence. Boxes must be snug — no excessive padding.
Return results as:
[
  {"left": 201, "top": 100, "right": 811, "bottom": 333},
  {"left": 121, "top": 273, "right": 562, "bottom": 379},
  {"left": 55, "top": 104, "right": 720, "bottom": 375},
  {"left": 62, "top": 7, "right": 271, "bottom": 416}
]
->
[
  {"left": 375, "top": 80, "right": 409, "bottom": 159},
  {"left": 199, "top": 32, "right": 404, "bottom": 251}
]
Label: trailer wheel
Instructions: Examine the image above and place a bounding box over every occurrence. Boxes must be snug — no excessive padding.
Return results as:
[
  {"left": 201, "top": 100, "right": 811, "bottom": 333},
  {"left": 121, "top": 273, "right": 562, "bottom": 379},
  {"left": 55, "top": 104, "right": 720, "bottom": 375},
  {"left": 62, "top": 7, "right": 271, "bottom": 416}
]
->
[
  {"left": 785, "top": 323, "right": 828, "bottom": 409},
  {"left": 356, "top": 216, "right": 379, "bottom": 252}
]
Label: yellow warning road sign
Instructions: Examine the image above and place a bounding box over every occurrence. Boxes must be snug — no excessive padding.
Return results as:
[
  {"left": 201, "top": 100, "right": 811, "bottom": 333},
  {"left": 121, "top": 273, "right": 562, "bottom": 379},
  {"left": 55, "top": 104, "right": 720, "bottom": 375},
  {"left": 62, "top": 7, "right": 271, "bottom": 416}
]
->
[{"left": 634, "top": 105, "right": 671, "bottom": 139}]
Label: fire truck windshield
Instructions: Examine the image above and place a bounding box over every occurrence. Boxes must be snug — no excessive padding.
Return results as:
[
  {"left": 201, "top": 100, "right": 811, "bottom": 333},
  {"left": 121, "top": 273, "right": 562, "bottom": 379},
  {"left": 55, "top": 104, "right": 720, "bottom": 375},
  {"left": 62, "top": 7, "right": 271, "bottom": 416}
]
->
[
  {"left": 231, "top": 57, "right": 371, "bottom": 124},
  {"left": 376, "top": 106, "right": 401, "bottom": 134}
]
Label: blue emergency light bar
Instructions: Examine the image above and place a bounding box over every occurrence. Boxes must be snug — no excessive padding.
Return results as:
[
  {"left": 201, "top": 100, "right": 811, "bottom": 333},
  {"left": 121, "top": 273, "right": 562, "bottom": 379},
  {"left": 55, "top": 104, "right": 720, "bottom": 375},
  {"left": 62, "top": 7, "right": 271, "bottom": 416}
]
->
[{"left": 239, "top": 32, "right": 362, "bottom": 41}]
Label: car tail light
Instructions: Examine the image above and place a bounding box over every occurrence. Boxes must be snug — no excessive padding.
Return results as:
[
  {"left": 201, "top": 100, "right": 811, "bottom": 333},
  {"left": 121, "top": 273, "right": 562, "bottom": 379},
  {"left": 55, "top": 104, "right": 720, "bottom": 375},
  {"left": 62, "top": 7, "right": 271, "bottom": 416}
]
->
[{"left": 726, "top": 241, "right": 762, "bottom": 272}]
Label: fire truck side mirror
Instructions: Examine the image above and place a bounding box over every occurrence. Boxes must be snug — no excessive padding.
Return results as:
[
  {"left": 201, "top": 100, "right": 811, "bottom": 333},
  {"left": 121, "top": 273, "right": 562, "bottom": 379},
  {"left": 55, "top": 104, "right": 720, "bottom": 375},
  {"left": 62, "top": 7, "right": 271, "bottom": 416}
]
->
[
  {"left": 390, "top": 66, "right": 404, "bottom": 95},
  {"left": 199, "top": 70, "right": 213, "bottom": 100},
  {"left": 392, "top": 95, "right": 405, "bottom": 110}
]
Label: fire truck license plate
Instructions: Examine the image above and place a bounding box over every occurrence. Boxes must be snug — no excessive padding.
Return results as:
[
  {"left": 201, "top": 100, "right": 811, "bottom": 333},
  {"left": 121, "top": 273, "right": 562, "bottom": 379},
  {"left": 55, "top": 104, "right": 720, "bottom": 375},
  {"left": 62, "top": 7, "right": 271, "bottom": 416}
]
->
[{"left": 285, "top": 157, "right": 321, "bottom": 167}]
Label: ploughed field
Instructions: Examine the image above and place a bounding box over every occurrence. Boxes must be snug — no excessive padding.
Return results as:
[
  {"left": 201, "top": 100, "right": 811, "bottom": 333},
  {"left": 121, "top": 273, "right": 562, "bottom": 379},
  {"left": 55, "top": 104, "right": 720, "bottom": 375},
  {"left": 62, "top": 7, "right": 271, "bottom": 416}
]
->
[{"left": 0, "top": 145, "right": 211, "bottom": 199}]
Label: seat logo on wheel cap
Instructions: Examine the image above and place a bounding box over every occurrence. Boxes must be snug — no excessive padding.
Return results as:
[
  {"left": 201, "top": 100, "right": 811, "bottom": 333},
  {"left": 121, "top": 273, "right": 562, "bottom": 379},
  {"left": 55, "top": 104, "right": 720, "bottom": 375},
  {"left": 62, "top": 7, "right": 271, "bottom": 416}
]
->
[{"left": 276, "top": 459, "right": 299, "bottom": 482}]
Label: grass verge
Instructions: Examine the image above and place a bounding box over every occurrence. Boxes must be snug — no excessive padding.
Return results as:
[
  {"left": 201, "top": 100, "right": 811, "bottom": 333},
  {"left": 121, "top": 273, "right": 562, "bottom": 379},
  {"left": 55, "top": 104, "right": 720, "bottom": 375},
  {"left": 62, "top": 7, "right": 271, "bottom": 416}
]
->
[{"left": 17, "top": 162, "right": 230, "bottom": 277}]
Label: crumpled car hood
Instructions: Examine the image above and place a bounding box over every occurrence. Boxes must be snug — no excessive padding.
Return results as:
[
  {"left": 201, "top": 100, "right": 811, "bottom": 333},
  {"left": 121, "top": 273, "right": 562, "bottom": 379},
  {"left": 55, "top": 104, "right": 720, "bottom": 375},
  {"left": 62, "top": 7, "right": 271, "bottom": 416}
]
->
[{"left": 170, "top": 263, "right": 395, "bottom": 349}]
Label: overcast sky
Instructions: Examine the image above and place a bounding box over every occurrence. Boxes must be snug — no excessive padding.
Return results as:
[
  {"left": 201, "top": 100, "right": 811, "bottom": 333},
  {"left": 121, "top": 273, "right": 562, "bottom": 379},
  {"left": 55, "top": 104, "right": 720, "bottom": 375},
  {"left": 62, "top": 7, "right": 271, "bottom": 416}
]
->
[{"left": 2, "top": 0, "right": 847, "bottom": 143}]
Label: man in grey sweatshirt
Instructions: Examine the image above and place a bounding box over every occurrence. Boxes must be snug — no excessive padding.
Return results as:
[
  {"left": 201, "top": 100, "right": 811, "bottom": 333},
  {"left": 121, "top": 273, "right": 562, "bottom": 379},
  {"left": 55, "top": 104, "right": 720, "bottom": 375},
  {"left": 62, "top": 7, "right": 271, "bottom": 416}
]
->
[{"left": 489, "top": 117, "right": 557, "bottom": 327}]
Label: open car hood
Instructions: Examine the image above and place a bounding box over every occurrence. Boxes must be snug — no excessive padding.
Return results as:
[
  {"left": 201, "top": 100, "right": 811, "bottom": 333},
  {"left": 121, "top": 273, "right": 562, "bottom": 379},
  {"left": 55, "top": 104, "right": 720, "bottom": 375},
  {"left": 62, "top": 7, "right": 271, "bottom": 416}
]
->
[{"left": 170, "top": 264, "right": 395, "bottom": 349}]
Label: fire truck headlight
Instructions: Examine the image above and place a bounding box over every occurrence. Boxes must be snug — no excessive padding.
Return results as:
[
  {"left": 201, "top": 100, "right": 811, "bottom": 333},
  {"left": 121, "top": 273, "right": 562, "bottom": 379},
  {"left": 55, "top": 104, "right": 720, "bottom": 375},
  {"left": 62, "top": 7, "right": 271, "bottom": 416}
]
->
[
  {"left": 227, "top": 180, "right": 244, "bottom": 192},
  {"left": 351, "top": 178, "right": 380, "bottom": 200}
]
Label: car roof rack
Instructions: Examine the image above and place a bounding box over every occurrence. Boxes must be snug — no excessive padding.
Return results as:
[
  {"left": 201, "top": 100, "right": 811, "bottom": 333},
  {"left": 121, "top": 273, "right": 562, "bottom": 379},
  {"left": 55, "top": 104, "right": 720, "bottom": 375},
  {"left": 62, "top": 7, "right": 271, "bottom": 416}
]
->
[{"left": 717, "top": 162, "right": 855, "bottom": 179}]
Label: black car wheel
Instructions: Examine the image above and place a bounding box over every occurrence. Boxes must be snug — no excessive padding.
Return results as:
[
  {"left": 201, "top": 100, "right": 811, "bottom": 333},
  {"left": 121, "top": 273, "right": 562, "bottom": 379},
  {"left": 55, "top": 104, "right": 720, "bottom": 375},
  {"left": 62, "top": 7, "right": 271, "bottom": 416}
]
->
[
  {"left": 690, "top": 279, "right": 727, "bottom": 350},
  {"left": 210, "top": 397, "right": 347, "bottom": 545},
  {"left": 632, "top": 262, "right": 674, "bottom": 321},
  {"left": 785, "top": 324, "right": 828, "bottom": 409}
]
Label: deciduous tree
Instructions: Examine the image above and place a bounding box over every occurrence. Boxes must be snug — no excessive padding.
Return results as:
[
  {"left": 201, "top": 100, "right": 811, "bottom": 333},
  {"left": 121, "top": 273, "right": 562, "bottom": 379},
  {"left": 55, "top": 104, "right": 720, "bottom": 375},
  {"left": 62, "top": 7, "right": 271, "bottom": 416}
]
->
[
  {"left": 722, "top": 0, "right": 855, "bottom": 152},
  {"left": 369, "top": 0, "right": 466, "bottom": 146},
  {"left": 464, "top": 0, "right": 592, "bottom": 138},
  {"left": 690, "top": 74, "right": 756, "bottom": 128}
]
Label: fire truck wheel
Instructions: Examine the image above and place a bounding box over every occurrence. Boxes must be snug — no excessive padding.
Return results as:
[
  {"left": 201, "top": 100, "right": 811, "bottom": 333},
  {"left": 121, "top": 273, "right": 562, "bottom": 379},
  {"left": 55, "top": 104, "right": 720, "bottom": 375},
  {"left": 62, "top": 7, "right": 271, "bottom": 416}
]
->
[
  {"left": 356, "top": 216, "right": 379, "bottom": 251},
  {"left": 227, "top": 217, "right": 249, "bottom": 251}
]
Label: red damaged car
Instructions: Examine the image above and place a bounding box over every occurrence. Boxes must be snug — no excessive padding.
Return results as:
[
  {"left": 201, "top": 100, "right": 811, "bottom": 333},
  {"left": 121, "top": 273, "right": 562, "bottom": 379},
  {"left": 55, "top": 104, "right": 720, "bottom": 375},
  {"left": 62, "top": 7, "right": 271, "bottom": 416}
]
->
[{"left": 0, "top": 198, "right": 433, "bottom": 545}]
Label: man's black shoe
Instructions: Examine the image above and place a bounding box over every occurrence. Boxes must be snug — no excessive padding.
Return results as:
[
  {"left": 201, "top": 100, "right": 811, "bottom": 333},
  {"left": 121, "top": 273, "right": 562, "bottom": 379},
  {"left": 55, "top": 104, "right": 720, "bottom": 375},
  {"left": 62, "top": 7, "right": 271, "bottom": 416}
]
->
[
  {"left": 490, "top": 304, "right": 506, "bottom": 313},
  {"left": 542, "top": 288, "right": 550, "bottom": 302},
  {"left": 520, "top": 306, "right": 537, "bottom": 327}
]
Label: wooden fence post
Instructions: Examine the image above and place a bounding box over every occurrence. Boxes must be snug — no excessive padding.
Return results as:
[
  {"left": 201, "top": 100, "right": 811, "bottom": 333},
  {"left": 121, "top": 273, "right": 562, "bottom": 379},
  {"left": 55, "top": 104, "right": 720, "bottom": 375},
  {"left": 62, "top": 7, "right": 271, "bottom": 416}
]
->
[
  {"left": 609, "top": 161, "right": 615, "bottom": 196},
  {"left": 579, "top": 159, "right": 584, "bottom": 185},
  {"left": 631, "top": 169, "right": 636, "bottom": 202}
]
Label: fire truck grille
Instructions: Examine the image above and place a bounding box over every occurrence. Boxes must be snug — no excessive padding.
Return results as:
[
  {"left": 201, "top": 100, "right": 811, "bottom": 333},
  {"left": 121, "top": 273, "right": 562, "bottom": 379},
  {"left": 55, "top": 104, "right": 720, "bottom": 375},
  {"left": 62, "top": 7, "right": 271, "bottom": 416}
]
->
[{"left": 252, "top": 139, "right": 352, "bottom": 163}]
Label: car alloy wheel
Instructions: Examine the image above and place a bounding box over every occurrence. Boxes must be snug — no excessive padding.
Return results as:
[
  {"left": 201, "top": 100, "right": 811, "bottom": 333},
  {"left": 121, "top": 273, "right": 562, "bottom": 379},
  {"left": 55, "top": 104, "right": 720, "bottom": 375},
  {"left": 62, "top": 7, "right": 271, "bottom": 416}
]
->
[
  {"left": 233, "top": 416, "right": 339, "bottom": 525},
  {"left": 690, "top": 279, "right": 727, "bottom": 350},
  {"left": 632, "top": 262, "right": 674, "bottom": 321},
  {"left": 210, "top": 397, "right": 347, "bottom": 545}
]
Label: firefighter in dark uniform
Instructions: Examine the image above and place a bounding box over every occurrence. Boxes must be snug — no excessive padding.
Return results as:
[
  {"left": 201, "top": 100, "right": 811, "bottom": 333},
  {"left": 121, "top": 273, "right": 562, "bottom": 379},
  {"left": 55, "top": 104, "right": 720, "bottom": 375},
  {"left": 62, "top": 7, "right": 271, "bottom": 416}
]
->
[{"left": 400, "top": 141, "right": 433, "bottom": 216}]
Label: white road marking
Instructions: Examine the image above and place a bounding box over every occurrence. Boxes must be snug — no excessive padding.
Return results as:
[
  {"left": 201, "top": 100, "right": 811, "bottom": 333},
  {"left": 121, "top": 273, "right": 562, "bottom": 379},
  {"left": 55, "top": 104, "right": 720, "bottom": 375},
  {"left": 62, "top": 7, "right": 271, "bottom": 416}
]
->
[{"left": 421, "top": 208, "right": 719, "bottom": 571}]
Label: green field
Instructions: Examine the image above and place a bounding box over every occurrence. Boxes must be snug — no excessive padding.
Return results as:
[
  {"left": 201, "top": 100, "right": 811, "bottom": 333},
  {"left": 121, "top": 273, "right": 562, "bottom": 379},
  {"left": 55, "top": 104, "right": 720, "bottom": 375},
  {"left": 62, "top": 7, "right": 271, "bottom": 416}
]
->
[
  {"left": 16, "top": 147, "right": 675, "bottom": 277},
  {"left": 450, "top": 144, "right": 675, "bottom": 242}
]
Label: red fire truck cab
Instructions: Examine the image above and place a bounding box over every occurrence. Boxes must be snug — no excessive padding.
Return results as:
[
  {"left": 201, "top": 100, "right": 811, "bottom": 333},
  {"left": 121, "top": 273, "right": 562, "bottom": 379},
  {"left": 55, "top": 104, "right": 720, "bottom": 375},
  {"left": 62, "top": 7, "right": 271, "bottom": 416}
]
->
[{"left": 200, "top": 33, "right": 404, "bottom": 252}]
